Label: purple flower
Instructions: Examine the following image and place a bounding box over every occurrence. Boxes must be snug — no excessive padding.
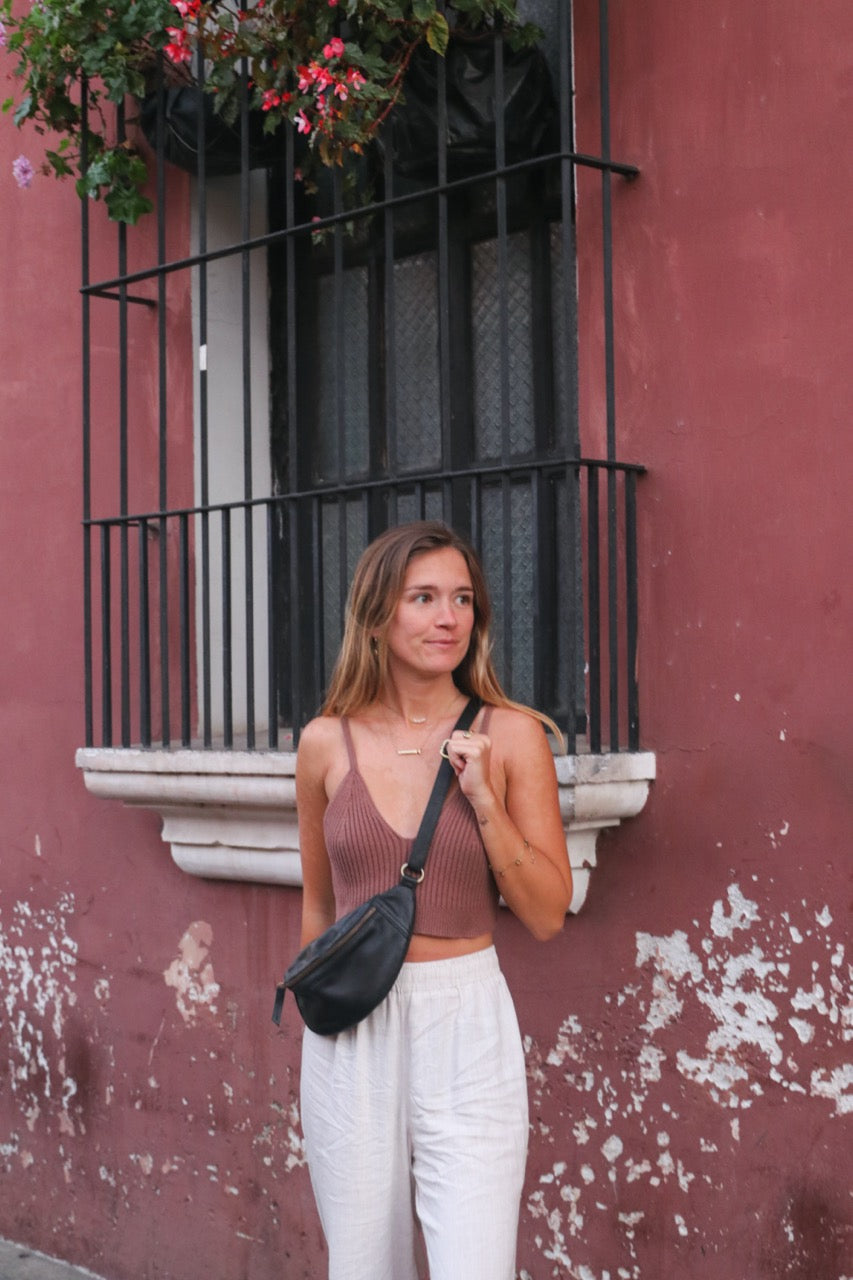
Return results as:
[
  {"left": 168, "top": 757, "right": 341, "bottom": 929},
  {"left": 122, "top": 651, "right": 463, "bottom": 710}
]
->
[
  {"left": 0, "top": 20, "right": 7, "bottom": 47},
  {"left": 13, "top": 155, "right": 35, "bottom": 189}
]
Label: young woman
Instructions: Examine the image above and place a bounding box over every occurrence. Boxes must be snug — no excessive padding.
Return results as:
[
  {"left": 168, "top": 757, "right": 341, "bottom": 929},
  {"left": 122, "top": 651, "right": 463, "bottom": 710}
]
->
[{"left": 295, "top": 521, "right": 571, "bottom": 1280}]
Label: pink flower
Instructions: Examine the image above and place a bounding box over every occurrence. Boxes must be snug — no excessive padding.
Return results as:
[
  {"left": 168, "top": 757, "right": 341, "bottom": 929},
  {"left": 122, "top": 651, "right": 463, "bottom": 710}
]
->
[
  {"left": 297, "top": 63, "right": 315, "bottom": 92},
  {"left": 323, "top": 37, "right": 345, "bottom": 59},
  {"left": 313, "top": 66, "right": 334, "bottom": 92},
  {"left": 0, "top": 20, "right": 7, "bottom": 48},
  {"left": 262, "top": 89, "right": 282, "bottom": 111},
  {"left": 13, "top": 154, "right": 35, "bottom": 189},
  {"left": 294, "top": 111, "right": 312, "bottom": 135},
  {"left": 328, "top": 0, "right": 338, "bottom": 7},
  {"left": 334, "top": 81, "right": 348, "bottom": 101},
  {"left": 346, "top": 68, "right": 366, "bottom": 91}
]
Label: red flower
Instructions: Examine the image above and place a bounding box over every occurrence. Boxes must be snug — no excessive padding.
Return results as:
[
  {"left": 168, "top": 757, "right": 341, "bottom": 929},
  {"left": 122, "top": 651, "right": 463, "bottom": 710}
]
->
[
  {"left": 323, "top": 37, "right": 345, "bottom": 59},
  {"left": 164, "top": 27, "right": 192, "bottom": 64}
]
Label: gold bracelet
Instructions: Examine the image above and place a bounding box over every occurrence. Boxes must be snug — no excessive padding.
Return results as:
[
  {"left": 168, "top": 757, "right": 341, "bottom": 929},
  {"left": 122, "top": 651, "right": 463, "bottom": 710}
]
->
[{"left": 494, "top": 838, "right": 535, "bottom": 879}]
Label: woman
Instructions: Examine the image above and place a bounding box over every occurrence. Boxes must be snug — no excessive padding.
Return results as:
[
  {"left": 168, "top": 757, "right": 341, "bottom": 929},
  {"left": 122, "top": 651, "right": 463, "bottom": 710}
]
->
[{"left": 296, "top": 520, "right": 571, "bottom": 1280}]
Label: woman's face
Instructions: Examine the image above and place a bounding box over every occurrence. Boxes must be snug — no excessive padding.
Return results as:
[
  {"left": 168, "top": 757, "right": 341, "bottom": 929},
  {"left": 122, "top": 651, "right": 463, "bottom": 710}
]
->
[{"left": 383, "top": 547, "right": 475, "bottom": 679}]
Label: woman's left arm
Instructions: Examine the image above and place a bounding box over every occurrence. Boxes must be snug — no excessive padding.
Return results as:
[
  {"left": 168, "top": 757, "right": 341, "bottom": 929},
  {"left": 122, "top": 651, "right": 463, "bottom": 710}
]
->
[{"left": 445, "top": 709, "right": 572, "bottom": 940}]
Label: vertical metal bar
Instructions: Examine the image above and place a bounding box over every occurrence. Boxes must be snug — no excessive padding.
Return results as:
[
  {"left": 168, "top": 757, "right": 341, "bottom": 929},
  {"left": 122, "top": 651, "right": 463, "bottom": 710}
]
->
[
  {"left": 599, "top": 0, "right": 616, "bottom": 463},
  {"left": 156, "top": 64, "right": 172, "bottom": 748},
  {"left": 436, "top": 55, "right": 453, "bottom": 469},
  {"left": 179, "top": 512, "right": 191, "bottom": 746},
  {"left": 531, "top": 470, "right": 544, "bottom": 712},
  {"left": 81, "top": 81, "right": 93, "bottom": 747},
  {"left": 266, "top": 501, "right": 279, "bottom": 748},
  {"left": 625, "top": 469, "right": 640, "bottom": 750},
  {"left": 196, "top": 65, "right": 212, "bottom": 748},
  {"left": 335, "top": 493, "right": 345, "bottom": 652},
  {"left": 599, "top": 0, "right": 620, "bottom": 747},
  {"left": 289, "top": 497, "right": 304, "bottom": 738},
  {"left": 587, "top": 466, "right": 602, "bottom": 753},
  {"left": 138, "top": 520, "right": 151, "bottom": 747},
  {"left": 333, "top": 168, "right": 347, "bottom": 482},
  {"left": 470, "top": 474, "right": 482, "bottom": 555},
  {"left": 494, "top": 27, "right": 511, "bottom": 466},
  {"left": 100, "top": 525, "right": 113, "bottom": 748},
  {"left": 559, "top": 0, "right": 582, "bottom": 742},
  {"left": 116, "top": 105, "right": 131, "bottom": 747},
  {"left": 608, "top": 467, "right": 619, "bottom": 750},
  {"left": 563, "top": 463, "right": 579, "bottom": 753},
  {"left": 558, "top": 0, "right": 580, "bottom": 456},
  {"left": 200, "top": 509, "right": 211, "bottom": 747},
  {"left": 501, "top": 477, "right": 513, "bottom": 686},
  {"left": 383, "top": 143, "right": 398, "bottom": 480},
  {"left": 221, "top": 508, "right": 233, "bottom": 748},
  {"left": 240, "top": 64, "right": 255, "bottom": 749},
  {"left": 284, "top": 127, "right": 301, "bottom": 737}
]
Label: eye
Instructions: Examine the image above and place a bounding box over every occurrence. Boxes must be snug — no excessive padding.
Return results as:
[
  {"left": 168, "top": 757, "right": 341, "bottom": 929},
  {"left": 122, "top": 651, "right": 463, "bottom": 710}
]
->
[
  {"left": 413, "top": 592, "right": 431, "bottom": 604},
  {"left": 455, "top": 593, "right": 474, "bottom": 607}
]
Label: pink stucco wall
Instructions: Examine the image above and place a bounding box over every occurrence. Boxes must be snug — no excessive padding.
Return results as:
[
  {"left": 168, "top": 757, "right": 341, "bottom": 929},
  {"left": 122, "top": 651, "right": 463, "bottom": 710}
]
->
[{"left": 1, "top": 1, "right": 850, "bottom": 1277}]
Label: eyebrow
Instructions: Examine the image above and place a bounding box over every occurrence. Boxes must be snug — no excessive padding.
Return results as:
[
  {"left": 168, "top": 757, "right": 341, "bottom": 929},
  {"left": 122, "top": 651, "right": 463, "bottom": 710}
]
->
[{"left": 405, "top": 582, "right": 473, "bottom": 593}]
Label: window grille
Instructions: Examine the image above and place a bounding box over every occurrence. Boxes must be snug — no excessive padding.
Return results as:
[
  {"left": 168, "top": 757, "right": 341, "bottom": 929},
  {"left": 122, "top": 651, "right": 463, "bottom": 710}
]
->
[{"left": 81, "top": 0, "right": 643, "bottom": 756}]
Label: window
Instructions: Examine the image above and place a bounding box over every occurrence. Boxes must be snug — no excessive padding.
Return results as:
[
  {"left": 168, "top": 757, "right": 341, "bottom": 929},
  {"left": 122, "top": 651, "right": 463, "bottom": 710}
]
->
[{"left": 81, "top": 0, "right": 642, "bottom": 758}]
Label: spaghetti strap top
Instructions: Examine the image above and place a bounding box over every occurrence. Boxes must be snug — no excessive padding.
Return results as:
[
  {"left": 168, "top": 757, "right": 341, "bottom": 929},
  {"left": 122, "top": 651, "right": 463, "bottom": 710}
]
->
[{"left": 323, "top": 709, "right": 499, "bottom": 938}]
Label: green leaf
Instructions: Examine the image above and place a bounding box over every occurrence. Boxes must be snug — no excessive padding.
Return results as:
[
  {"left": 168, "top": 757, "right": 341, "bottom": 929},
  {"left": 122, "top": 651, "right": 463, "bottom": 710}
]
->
[
  {"left": 13, "top": 95, "right": 33, "bottom": 127},
  {"left": 426, "top": 10, "right": 449, "bottom": 55},
  {"left": 412, "top": 0, "right": 435, "bottom": 22}
]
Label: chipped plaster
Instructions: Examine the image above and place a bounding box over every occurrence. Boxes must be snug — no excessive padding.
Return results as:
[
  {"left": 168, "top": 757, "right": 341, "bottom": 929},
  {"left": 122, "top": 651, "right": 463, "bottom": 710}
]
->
[{"left": 522, "top": 879, "right": 851, "bottom": 1278}]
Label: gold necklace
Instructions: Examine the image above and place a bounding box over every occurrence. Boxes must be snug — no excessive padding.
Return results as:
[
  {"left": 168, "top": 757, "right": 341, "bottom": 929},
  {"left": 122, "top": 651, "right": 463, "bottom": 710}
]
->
[
  {"left": 380, "top": 699, "right": 429, "bottom": 726},
  {"left": 381, "top": 695, "right": 461, "bottom": 756}
]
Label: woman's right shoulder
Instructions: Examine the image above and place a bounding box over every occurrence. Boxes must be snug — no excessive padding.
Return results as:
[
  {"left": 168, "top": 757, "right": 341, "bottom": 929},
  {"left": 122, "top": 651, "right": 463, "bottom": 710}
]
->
[
  {"left": 296, "top": 715, "right": 345, "bottom": 774},
  {"left": 298, "top": 714, "right": 343, "bottom": 752}
]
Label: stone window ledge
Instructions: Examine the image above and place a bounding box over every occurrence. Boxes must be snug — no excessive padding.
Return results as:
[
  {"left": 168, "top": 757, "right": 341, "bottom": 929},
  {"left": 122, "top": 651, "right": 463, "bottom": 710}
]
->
[{"left": 75, "top": 747, "right": 656, "bottom": 913}]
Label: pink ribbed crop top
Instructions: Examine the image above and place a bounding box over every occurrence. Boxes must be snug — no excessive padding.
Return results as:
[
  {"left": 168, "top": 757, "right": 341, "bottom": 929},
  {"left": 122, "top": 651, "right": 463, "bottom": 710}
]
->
[{"left": 323, "top": 713, "right": 500, "bottom": 938}]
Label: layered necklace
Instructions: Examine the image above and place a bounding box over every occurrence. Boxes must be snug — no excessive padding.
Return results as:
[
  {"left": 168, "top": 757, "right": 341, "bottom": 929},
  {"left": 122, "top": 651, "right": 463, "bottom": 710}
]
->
[{"left": 381, "top": 694, "right": 461, "bottom": 756}]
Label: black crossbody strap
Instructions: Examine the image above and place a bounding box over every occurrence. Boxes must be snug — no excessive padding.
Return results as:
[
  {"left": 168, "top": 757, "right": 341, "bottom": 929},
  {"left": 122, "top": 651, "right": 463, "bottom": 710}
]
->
[{"left": 403, "top": 697, "right": 482, "bottom": 880}]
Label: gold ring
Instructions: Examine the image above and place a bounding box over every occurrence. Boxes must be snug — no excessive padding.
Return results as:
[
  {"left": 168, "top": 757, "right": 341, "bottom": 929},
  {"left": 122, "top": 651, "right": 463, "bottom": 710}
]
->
[
  {"left": 463, "top": 730, "right": 473, "bottom": 738},
  {"left": 439, "top": 739, "right": 451, "bottom": 759}
]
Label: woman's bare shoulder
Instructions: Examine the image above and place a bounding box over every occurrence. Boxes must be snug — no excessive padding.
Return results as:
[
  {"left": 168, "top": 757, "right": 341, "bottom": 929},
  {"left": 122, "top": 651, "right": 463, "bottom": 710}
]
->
[
  {"left": 297, "top": 715, "right": 344, "bottom": 772},
  {"left": 483, "top": 704, "right": 549, "bottom": 742}
]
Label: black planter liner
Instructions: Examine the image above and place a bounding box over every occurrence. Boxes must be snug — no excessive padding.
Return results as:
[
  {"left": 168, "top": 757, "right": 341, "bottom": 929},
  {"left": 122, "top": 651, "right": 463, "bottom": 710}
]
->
[
  {"left": 386, "top": 33, "right": 557, "bottom": 181},
  {"left": 139, "top": 86, "right": 284, "bottom": 177}
]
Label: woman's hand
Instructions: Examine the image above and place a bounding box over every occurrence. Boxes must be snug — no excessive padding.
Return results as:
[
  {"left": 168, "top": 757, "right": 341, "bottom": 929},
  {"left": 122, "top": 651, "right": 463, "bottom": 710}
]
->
[{"left": 442, "top": 728, "right": 495, "bottom": 804}]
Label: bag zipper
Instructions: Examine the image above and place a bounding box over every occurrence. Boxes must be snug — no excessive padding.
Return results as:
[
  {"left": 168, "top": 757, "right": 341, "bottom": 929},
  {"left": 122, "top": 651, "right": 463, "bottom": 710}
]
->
[{"left": 286, "top": 905, "right": 378, "bottom": 987}]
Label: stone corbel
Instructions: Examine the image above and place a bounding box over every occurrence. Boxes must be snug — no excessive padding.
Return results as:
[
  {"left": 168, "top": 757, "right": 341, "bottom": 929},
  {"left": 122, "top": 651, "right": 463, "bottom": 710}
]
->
[{"left": 75, "top": 747, "right": 656, "bottom": 913}]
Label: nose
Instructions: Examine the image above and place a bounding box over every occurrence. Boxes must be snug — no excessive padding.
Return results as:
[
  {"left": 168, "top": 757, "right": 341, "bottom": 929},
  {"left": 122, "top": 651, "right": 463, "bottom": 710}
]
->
[{"left": 435, "top": 597, "right": 458, "bottom": 627}]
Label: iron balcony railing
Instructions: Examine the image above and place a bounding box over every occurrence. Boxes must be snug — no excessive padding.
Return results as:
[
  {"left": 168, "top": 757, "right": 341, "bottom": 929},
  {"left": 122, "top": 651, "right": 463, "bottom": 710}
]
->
[{"left": 84, "top": 457, "right": 644, "bottom": 755}]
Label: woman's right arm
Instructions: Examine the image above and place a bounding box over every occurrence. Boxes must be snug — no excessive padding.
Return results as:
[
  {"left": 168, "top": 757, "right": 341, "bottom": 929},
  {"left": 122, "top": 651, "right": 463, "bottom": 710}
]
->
[{"left": 295, "top": 717, "right": 338, "bottom": 947}]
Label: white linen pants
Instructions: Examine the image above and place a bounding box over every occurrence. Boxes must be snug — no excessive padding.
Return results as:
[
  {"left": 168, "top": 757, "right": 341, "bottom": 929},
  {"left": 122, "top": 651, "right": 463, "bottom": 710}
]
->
[{"left": 300, "top": 946, "right": 529, "bottom": 1280}]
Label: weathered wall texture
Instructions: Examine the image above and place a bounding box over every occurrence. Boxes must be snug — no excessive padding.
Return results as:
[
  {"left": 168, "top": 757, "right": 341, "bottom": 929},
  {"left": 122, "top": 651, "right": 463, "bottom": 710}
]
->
[{"left": 1, "top": 0, "right": 850, "bottom": 1278}]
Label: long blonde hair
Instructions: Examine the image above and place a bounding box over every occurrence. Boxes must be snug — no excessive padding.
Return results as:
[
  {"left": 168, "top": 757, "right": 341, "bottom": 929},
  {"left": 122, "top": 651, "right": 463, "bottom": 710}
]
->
[{"left": 321, "top": 521, "right": 564, "bottom": 749}]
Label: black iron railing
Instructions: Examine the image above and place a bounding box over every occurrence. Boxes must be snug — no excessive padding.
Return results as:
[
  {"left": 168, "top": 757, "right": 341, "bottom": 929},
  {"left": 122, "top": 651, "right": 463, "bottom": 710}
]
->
[{"left": 84, "top": 457, "right": 643, "bottom": 753}]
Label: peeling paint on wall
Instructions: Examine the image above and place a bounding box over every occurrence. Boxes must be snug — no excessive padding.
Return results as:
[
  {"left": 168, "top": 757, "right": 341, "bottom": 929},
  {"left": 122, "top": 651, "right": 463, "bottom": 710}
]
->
[
  {"left": 0, "top": 892, "right": 81, "bottom": 1163},
  {"left": 522, "top": 880, "right": 852, "bottom": 1278},
  {"left": 163, "top": 921, "right": 221, "bottom": 1025}
]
